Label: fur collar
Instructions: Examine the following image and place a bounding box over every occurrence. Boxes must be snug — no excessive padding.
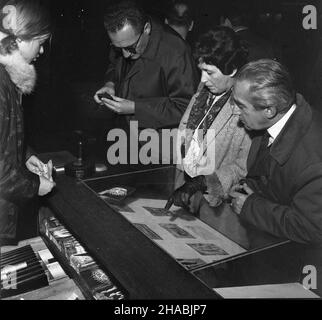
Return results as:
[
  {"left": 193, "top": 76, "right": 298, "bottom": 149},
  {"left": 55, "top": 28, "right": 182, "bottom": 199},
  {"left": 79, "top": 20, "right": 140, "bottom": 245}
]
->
[{"left": 0, "top": 51, "right": 36, "bottom": 94}]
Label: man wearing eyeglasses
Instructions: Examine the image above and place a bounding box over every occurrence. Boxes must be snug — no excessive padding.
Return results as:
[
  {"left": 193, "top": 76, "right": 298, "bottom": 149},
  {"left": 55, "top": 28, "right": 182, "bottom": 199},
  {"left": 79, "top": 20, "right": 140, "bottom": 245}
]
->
[{"left": 94, "top": 1, "right": 198, "bottom": 130}]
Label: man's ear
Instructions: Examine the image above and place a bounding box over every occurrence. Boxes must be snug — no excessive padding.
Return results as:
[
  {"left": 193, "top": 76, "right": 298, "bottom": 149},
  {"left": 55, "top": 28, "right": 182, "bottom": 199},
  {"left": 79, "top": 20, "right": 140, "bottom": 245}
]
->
[
  {"left": 145, "top": 21, "right": 152, "bottom": 34},
  {"left": 189, "top": 21, "right": 194, "bottom": 31},
  {"left": 265, "top": 106, "right": 277, "bottom": 119},
  {"left": 165, "top": 18, "right": 169, "bottom": 25},
  {"left": 230, "top": 69, "right": 238, "bottom": 77}
]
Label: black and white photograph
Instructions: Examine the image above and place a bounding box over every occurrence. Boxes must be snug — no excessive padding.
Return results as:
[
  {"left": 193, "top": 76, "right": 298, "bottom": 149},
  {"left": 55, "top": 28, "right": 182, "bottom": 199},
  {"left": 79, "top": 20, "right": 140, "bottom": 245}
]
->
[
  {"left": 176, "top": 258, "right": 206, "bottom": 270},
  {"left": 187, "top": 242, "right": 228, "bottom": 256},
  {"left": 143, "top": 206, "right": 173, "bottom": 217},
  {"left": 159, "top": 223, "right": 196, "bottom": 239},
  {"left": 1, "top": 0, "right": 322, "bottom": 305},
  {"left": 133, "top": 223, "right": 163, "bottom": 240}
]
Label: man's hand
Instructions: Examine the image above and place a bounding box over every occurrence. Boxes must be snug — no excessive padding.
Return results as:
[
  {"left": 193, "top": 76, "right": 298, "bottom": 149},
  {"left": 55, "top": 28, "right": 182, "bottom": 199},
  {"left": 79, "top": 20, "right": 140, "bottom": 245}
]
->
[
  {"left": 94, "top": 82, "right": 115, "bottom": 104},
  {"left": 101, "top": 95, "right": 135, "bottom": 115},
  {"left": 38, "top": 175, "right": 56, "bottom": 196},
  {"left": 229, "top": 182, "right": 254, "bottom": 214}
]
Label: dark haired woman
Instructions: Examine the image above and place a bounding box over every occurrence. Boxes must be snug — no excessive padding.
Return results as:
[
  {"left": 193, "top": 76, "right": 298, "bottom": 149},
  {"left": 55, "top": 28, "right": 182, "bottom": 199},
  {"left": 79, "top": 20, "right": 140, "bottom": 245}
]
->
[
  {"left": 167, "top": 26, "right": 251, "bottom": 212},
  {"left": 0, "top": 0, "right": 55, "bottom": 245}
]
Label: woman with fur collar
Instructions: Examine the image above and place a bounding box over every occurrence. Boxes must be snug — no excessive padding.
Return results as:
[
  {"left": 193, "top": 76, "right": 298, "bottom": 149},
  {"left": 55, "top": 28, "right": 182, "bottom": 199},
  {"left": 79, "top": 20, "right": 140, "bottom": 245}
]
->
[{"left": 0, "top": 0, "right": 55, "bottom": 245}]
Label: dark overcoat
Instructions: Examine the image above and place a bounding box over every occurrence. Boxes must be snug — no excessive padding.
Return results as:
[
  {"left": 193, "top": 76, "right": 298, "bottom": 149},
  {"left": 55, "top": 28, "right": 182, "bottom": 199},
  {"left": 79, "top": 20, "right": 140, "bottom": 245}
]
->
[
  {"left": 105, "top": 20, "right": 199, "bottom": 129},
  {"left": 242, "top": 94, "right": 322, "bottom": 244}
]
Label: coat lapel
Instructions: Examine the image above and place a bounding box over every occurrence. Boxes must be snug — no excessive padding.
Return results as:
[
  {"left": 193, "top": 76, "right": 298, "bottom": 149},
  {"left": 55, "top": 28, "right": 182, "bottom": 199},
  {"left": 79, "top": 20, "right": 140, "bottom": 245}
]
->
[
  {"left": 247, "top": 94, "right": 312, "bottom": 175},
  {"left": 123, "top": 60, "right": 142, "bottom": 82}
]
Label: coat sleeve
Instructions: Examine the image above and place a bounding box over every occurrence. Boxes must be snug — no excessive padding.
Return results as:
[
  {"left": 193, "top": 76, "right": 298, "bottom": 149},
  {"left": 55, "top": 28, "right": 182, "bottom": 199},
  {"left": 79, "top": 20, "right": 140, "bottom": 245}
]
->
[
  {"left": 0, "top": 161, "right": 39, "bottom": 204},
  {"left": 208, "top": 128, "right": 252, "bottom": 197},
  {"left": 25, "top": 146, "right": 37, "bottom": 161},
  {"left": 240, "top": 163, "right": 322, "bottom": 244},
  {"left": 134, "top": 52, "right": 198, "bottom": 129},
  {"left": 0, "top": 88, "right": 40, "bottom": 204}
]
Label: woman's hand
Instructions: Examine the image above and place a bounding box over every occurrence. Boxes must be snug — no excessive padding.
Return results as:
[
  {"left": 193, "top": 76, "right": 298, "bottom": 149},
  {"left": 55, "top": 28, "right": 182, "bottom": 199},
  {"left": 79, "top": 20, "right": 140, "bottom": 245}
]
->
[
  {"left": 166, "top": 182, "right": 196, "bottom": 211},
  {"left": 38, "top": 175, "right": 55, "bottom": 196},
  {"left": 26, "top": 155, "right": 45, "bottom": 176},
  {"left": 165, "top": 177, "right": 207, "bottom": 212},
  {"left": 26, "top": 156, "right": 53, "bottom": 181},
  {"left": 188, "top": 191, "right": 207, "bottom": 215}
]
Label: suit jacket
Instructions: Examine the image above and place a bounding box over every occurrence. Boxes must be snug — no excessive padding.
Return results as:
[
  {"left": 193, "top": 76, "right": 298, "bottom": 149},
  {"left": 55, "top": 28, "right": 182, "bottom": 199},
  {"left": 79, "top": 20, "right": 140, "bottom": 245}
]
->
[
  {"left": 242, "top": 94, "right": 322, "bottom": 244},
  {"left": 175, "top": 86, "right": 252, "bottom": 206},
  {"left": 105, "top": 20, "right": 199, "bottom": 129}
]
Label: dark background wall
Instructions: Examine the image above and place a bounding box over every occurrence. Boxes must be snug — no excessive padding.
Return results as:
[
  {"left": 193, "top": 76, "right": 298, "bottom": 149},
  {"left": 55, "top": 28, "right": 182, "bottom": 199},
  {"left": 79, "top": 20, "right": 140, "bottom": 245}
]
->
[{"left": 23, "top": 0, "right": 322, "bottom": 156}]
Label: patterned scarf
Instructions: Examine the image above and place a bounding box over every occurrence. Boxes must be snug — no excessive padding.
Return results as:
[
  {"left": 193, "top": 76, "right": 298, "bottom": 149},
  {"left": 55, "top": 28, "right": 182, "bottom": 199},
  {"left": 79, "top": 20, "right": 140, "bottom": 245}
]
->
[{"left": 186, "top": 87, "right": 232, "bottom": 137}]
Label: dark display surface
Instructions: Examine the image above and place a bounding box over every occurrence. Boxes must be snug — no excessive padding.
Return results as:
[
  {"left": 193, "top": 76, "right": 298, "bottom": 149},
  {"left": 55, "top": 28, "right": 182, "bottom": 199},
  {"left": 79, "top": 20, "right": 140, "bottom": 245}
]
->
[
  {"left": 46, "top": 166, "right": 321, "bottom": 298},
  {"left": 46, "top": 167, "right": 218, "bottom": 299}
]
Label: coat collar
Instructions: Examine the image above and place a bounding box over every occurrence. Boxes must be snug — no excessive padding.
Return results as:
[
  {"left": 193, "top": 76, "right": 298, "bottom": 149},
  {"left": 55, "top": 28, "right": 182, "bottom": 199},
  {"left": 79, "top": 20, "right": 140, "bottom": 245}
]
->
[
  {"left": 0, "top": 51, "right": 36, "bottom": 94},
  {"left": 141, "top": 19, "right": 162, "bottom": 61},
  {"left": 270, "top": 94, "right": 312, "bottom": 165}
]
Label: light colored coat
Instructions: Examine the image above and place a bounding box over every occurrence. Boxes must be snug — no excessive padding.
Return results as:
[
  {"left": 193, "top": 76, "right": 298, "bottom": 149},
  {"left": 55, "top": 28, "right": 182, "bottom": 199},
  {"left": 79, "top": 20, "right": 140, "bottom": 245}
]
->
[{"left": 175, "top": 88, "right": 252, "bottom": 206}]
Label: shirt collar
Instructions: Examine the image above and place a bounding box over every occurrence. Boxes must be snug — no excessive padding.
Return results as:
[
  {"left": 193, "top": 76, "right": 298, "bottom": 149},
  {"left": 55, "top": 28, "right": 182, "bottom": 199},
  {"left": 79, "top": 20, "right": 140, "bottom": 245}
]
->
[{"left": 267, "top": 104, "right": 297, "bottom": 145}]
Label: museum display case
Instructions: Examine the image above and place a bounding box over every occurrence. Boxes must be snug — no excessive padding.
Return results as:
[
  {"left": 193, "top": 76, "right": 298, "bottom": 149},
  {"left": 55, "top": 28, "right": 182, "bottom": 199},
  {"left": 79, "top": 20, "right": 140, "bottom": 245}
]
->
[
  {"left": 2, "top": 156, "right": 320, "bottom": 300},
  {"left": 29, "top": 164, "right": 316, "bottom": 299}
]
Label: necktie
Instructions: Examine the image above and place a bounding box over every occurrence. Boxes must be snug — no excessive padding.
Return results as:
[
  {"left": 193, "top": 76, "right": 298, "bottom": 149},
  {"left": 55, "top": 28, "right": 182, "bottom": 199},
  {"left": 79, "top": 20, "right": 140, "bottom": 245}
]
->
[
  {"left": 261, "top": 131, "right": 271, "bottom": 148},
  {"left": 249, "top": 131, "right": 272, "bottom": 179}
]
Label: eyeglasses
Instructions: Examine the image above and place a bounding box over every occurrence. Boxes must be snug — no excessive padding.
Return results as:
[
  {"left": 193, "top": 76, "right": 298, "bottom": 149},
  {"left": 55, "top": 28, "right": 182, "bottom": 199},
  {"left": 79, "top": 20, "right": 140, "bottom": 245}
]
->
[{"left": 111, "top": 28, "right": 144, "bottom": 55}]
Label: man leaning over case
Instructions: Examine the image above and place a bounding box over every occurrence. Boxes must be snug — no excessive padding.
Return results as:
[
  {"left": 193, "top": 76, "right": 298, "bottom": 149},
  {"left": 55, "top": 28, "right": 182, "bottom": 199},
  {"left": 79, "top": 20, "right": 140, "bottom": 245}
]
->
[{"left": 230, "top": 59, "right": 322, "bottom": 244}]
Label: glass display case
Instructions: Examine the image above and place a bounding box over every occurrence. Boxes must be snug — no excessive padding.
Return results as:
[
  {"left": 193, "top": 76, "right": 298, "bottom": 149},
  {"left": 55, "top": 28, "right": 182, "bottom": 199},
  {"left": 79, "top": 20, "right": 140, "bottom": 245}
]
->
[{"left": 44, "top": 166, "right": 313, "bottom": 299}]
